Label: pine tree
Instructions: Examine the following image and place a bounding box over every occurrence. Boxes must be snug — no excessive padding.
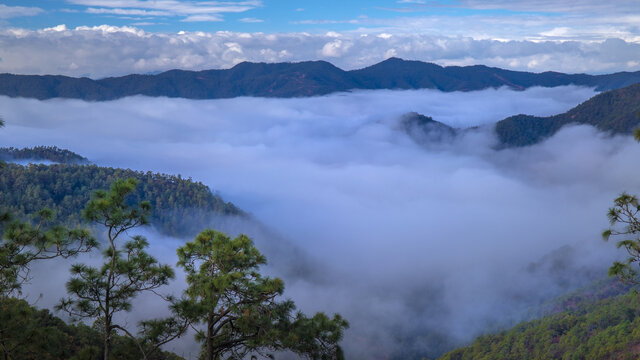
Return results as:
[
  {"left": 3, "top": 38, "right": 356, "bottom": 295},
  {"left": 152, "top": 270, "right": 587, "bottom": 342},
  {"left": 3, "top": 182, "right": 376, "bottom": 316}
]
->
[
  {"left": 57, "top": 178, "right": 174, "bottom": 360},
  {"left": 175, "top": 229, "right": 348, "bottom": 360}
]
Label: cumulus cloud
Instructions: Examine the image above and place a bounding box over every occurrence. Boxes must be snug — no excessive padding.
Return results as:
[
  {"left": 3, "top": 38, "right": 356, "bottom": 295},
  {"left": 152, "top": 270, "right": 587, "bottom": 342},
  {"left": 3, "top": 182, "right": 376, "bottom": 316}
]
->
[
  {"left": 2, "top": 86, "right": 637, "bottom": 357},
  {"left": 0, "top": 26, "right": 639, "bottom": 77}
]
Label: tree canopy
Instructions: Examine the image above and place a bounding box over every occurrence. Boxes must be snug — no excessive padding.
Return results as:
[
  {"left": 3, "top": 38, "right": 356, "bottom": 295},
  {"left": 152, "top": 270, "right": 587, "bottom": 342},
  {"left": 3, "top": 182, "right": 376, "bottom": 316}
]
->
[{"left": 175, "top": 229, "right": 348, "bottom": 360}]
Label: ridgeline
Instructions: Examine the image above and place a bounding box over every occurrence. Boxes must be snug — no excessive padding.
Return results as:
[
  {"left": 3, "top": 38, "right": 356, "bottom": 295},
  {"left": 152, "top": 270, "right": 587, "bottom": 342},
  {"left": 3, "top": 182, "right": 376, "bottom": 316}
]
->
[{"left": 2, "top": 58, "right": 640, "bottom": 101}]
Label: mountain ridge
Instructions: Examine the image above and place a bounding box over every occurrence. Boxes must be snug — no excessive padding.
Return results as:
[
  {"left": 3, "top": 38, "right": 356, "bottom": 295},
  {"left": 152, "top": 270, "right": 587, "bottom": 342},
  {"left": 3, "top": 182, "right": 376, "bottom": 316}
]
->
[
  {"left": 494, "top": 82, "right": 640, "bottom": 147},
  {"left": 2, "top": 58, "right": 640, "bottom": 101}
]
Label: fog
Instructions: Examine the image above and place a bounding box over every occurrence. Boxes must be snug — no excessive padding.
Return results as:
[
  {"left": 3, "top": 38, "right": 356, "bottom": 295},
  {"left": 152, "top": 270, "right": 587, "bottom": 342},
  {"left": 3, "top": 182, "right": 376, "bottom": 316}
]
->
[{"left": 2, "top": 86, "right": 639, "bottom": 358}]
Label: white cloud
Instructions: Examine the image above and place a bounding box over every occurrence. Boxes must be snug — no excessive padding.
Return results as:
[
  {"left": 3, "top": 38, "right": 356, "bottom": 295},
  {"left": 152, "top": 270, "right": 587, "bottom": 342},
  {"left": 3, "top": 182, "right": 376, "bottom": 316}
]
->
[
  {"left": 86, "top": 7, "right": 172, "bottom": 16},
  {"left": 321, "top": 39, "right": 353, "bottom": 57},
  {"left": 43, "top": 24, "right": 69, "bottom": 32},
  {"left": 0, "top": 26, "right": 639, "bottom": 78},
  {"left": 66, "top": 0, "right": 261, "bottom": 22},
  {"left": 238, "top": 17, "right": 263, "bottom": 23},
  {"left": 181, "top": 14, "right": 223, "bottom": 22},
  {"left": 0, "top": 4, "right": 44, "bottom": 19}
]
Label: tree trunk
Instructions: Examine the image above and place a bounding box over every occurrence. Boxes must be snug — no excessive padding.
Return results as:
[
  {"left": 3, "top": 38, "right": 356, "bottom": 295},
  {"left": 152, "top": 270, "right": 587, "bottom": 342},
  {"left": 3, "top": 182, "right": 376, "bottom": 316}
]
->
[
  {"left": 206, "top": 312, "right": 214, "bottom": 360},
  {"left": 104, "top": 317, "right": 111, "bottom": 360}
]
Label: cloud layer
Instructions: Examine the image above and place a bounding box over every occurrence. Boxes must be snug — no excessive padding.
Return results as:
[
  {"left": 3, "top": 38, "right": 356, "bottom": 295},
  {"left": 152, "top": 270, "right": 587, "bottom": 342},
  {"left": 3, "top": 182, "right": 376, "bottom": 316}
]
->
[
  {"left": 2, "top": 86, "right": 640, "bottom": 358},
  {"left": 1, "top": 25, "right": 640, "bottom": 78}
]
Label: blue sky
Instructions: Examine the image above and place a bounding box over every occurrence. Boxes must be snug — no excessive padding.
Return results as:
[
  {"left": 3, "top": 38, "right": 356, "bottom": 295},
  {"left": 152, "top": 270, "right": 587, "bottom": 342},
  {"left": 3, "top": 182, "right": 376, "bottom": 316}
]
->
[
  {"left": 0, "top": 1, "right": 639, "bottom": 76},
  {"left": 0, "top": 0, "right": 604, "bottom": 33}
]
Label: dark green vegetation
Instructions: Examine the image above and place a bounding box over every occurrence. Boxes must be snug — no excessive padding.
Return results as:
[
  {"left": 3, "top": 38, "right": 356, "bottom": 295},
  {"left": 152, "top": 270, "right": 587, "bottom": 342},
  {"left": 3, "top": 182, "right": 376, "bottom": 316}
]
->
[
  {"left": 0, "top": 163, "right": 242, "bottom": 237},
  {"left": 495, "top": 82, "right": 640, "bottom": 147},
  {"left": 173, "top": 230, "right": 348, "bottom": 360},
  {"left": 0, "top": 297, "right": 182, "bottom": 360},
  {"left": 2, "top": 58, "right": 640, "bottom": 101},
  {"left": 0, "top": 146, "right": 88, "bottom": 164},
  {"left": 0, "top": 208, "right": 95, "bottom": 298},
  {"left": 438, "top": 281, "right": 640, "bottom": 360}
]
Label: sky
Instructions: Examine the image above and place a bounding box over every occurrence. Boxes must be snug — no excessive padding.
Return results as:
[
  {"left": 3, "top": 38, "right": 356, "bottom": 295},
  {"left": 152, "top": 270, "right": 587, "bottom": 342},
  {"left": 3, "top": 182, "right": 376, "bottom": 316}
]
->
[{"left": 0, "top": 0, "right": 639, "bottom": 76}]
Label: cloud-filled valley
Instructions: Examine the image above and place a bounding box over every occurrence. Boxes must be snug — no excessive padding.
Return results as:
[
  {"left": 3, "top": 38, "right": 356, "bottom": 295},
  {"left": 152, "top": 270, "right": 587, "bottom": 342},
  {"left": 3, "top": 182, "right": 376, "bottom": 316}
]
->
[{"left": 2, "top": 85, "right": 640, "bottom": 358}]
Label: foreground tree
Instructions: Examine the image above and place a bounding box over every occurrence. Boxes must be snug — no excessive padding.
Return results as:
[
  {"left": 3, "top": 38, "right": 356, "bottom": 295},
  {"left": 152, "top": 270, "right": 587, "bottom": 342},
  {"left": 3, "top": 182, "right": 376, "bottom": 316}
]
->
[
  {"left": 0, "top": 209, "right": 95, "bottom": 298},
  {"left": 603, "top": 128, "right": 640, "bottom": 282},
  {"left": 176, "top": 229, "right": 348, "bottom": 360},
  {"left": 603, "top": 193, "right": 640, "bottom": 282},
  {"left": 0, "top": 210, "right": 95, "bottom": 359},
  {"left": 57, "top": 178, "right": 175, "bottom": 360}
]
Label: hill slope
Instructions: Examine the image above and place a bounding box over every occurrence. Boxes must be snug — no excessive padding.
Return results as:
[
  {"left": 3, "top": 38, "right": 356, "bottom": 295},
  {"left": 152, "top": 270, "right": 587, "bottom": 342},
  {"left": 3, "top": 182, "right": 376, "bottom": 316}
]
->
[
  {"left": 438, "top": 282, "right": 640, "bottom": 360},
  {"left": 495, "top": 82, "right": 640, "bottom": 147},
  {"left": 0, "top": 162, "right": 243, "bottom": 237},
  {"left": 0, "top": 297, "right": 183, "bottom": 360},
  {"left": 2, "top": 58, "right": 640, "bottom": 101}
]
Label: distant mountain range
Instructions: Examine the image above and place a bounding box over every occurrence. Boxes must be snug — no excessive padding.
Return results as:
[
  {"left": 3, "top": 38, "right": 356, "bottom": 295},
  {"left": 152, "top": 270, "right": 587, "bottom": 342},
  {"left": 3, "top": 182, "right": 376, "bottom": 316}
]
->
[
  {"left": 404, "top": 82, "right": 640, "bottom": 148},
  {"left": 2, "top": 58, "right": 640, "bottom": 101}
]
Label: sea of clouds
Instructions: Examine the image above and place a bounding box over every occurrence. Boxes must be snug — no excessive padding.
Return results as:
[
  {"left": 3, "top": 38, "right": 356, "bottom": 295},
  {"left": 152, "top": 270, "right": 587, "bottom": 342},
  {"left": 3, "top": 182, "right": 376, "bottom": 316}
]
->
[{"left": 2, "top": 85, "right": 640, "bottom": 358}]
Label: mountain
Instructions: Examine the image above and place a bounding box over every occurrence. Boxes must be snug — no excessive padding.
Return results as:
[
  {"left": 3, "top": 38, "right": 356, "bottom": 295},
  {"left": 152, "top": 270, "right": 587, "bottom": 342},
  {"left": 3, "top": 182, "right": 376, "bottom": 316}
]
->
[
  {"left": 2, "top": 58, "right": 640, "bottom": 101},
  {"left": 495, "top": 82, "right": 640, "bottom": 147},
  {"left": 400, "top": 112, "right": 458, "bottom": 144}
]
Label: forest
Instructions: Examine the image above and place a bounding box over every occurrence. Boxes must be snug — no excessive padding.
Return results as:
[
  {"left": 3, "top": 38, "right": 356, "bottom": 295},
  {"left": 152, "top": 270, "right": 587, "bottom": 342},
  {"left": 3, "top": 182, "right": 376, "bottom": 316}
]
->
[{"left": 0, "top": 143, "right": 348, "bottom": 359}]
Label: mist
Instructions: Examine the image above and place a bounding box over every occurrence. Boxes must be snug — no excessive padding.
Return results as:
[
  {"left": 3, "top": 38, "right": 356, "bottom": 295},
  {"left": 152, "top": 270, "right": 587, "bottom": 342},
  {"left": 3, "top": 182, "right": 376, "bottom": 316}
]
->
[{"left": 2, "top": 85, "right": 639, "bottom": 358}]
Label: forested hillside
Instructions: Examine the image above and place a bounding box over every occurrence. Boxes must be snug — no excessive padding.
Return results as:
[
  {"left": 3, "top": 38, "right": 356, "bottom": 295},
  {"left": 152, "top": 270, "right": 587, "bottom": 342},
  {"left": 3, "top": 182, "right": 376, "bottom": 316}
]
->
[
  {"left": 495, "top": 82, "right": 640, "bottom": 147},
  {"left": 0, "top": 146, "right": 88, "bottom": 164},
  {"left": 0, "top": 298, "right": 183, "bottom": 360},
  {"left": 0, "top": 163, "right": 243, "bottom": 237},
  {"left": 438, "top": 281, "right": 640, "bottom": 360}
]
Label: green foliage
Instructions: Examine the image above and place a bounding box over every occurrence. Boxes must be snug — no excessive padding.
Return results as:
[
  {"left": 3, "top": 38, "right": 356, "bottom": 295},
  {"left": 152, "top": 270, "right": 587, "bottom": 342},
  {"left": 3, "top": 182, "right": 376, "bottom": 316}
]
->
[
  {"left": 0, "top": 209, "right": 96, "bottom": 298},
  {"left": 0, "top": 297, "right": 183, "bottom": 360},
  {"left": 0, "top": 163, "right": 243, "bottom": 237},
  {"left": 439, "top": 290, "right": 640, "bottom": 360},
  {"left": 602, "top": 193, "right": 640, "bottom": 284},
  {"left": 57, "top": 179, "right": 175, "bottom": 360},
  {"left": 175, "top": 229, "right": 348, "bottom": 360},
  {"left": 0, "top": 146, "right": 88, "bottom": 164}
]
